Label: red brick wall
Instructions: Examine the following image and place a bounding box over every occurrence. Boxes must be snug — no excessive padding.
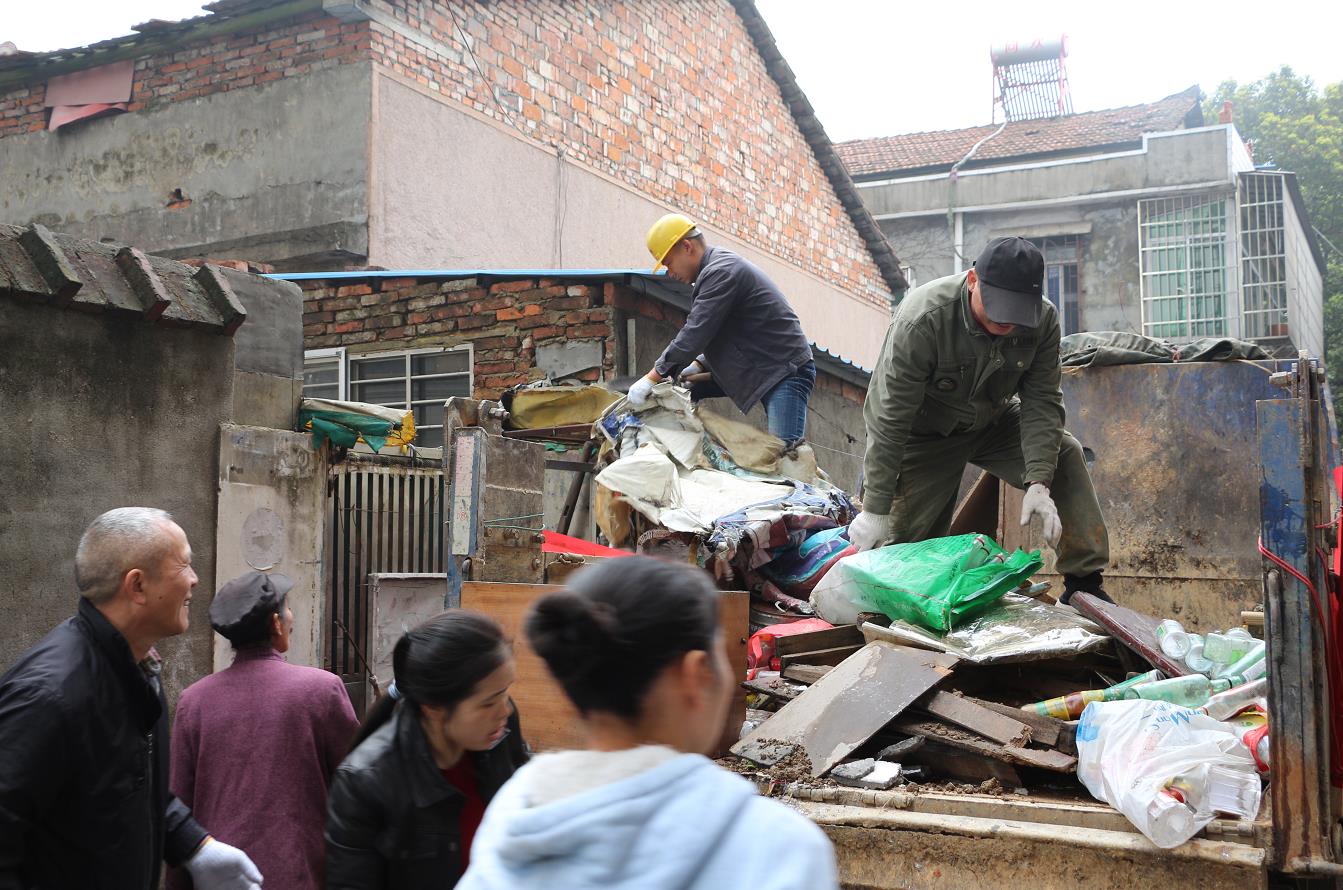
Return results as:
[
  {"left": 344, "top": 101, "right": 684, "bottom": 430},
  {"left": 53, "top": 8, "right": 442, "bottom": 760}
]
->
[
  {"left": 366, "top": 0, "right": 887, "bottom": 307},
  {"left": 302, "top": 276, "right": 617, "bottom": 398},
  {"left": 0, "top": 12, "right": 369, "bottom": 137}
]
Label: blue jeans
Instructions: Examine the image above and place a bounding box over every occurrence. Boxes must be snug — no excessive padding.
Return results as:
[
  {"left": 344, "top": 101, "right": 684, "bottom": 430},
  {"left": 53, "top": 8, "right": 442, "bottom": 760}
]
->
[
  {"left": 762, "top": 361, "right": 816, "bottom": 447},
  {"left": 693, "top": 363, "right": 816, "bottom": 447}
]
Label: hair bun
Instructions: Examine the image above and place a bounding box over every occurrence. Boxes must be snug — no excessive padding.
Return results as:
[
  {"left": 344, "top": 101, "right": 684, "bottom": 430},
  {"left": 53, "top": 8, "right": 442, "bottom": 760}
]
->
[{"left": 526, "top": 591, "right": 621, "bottom": 678}]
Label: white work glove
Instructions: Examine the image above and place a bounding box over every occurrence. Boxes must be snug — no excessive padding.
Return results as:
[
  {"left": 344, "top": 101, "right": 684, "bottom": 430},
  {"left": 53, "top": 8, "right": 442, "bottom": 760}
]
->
[
  {"left": 677, "top": 359, "right": 706, "bottom": 383},
  {"left": 185, "top": 838, "right": 263, "bottom": 890},
  {"left": 1020, "top": 482, "right": 1062, "bottom": 548},
  {"left": 848, "top": 510, "right": 892, "bottom": 552},
  {"left": 626, "top": 374, "right": 656, "bottom": 408}
]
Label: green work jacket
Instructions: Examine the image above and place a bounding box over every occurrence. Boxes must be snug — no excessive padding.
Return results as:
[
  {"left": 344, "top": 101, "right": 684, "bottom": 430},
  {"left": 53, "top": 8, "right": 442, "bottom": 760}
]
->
[{"left": 861, "top": 272, "right": 1065, "bottom": 515}]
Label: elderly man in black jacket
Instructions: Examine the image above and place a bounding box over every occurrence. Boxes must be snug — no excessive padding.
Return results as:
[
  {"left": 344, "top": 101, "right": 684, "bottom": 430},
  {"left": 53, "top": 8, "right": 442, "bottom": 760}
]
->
[
  {"left": 630, "top": 213, "right": 816, "bottom": 448},
  {"left": 0, "top": 507, "right": 262, "bottom": 890}
]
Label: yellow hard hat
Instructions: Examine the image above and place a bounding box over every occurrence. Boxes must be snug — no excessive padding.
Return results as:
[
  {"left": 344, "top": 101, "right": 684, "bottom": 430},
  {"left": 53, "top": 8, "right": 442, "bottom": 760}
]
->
[{"left": 646, "top": 213, "right": 696, "bottom": 271}]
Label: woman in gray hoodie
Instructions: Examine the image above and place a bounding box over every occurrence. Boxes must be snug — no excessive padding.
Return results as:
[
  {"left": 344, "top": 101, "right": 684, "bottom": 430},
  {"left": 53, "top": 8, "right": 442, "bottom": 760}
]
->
[{"left": 457, "top": 556, "right": 838, "bottom": 890}]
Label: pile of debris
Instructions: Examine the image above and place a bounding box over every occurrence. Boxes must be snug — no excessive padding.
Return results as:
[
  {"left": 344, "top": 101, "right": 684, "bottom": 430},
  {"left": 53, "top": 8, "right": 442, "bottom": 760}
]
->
[{"left": 729, "top": 576, "right": 1271, "bottom": 849}]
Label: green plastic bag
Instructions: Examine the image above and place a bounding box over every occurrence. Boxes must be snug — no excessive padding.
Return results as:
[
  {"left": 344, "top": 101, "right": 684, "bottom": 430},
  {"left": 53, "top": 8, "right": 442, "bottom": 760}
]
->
[{"left": 810, "top": 533, "right": 1043, "bottom": 632}]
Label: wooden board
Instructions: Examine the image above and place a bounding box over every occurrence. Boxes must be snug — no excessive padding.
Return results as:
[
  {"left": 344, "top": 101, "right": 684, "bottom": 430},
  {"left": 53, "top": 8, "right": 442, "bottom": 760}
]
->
[
  {"left": 732, "top": 641, "right": 954, "bottom": 777},
  {"left": 919, "top": 691, "right": 1031, "bottom": 747},
  {"left": 778, "top": 645, "right": 863, "bottom": 669},
  {"left": 905, "top": 742, "right": 1024, "bottom": 787},
  {"left": 774, "top": 625, "right": 865, "bottom": 656},
  {"left": 969, "top": 698, "right": 1062, "bottom": 747},
  {"left": 1070, "top": 592, "right": 1191, "bottom": 678},
  {"left": 461, "top": 582, "right": 749, "bottom": 754},
  {"left": 890, "top": 716, "right": 1078, "bottom": 773},
  {"left": 782, "top": 664, "right": 834, "bottom": 685},
  {"left": 742, "top": 677, "right": 802, "bottom": 702}
]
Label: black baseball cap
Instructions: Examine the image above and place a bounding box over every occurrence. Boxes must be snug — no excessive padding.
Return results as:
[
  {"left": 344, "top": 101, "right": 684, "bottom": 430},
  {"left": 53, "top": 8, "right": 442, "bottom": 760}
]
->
[
  {"left": 973, "top": 236, "right": 1045, "bottom": 328},
  {"left": 210, "top": 571, "right": 293, "bottom": 645}
]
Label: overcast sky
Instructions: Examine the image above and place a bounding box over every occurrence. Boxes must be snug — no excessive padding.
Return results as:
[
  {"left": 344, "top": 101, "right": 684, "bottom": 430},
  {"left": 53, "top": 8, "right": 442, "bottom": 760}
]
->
[{"left": 10, "top": 1, "right": 1342, "bottom": 142}]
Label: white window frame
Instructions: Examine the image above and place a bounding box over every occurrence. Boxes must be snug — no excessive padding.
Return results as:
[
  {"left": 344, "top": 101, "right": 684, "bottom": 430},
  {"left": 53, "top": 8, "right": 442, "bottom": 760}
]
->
[
  {"left": 302, "top": 346, "right": 346, "bottom": 401},
  {"left": 302, "top": 345, "right": 473, "bottom": 451}
]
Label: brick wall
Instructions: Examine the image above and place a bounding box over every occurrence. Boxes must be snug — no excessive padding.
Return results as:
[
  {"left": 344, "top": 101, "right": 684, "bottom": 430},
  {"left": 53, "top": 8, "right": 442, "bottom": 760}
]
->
[
  {"left": 2, "top": 1, "right": 890, "bottom": 307},
  {"left": 365, "top": 0, "right": 888, "bottom": 306},
  {"left": 302, "top": 276, "right": 617, "bottom": 398},
  {"left": 0, "top": 11, "right": 368, "bottom": 137}
]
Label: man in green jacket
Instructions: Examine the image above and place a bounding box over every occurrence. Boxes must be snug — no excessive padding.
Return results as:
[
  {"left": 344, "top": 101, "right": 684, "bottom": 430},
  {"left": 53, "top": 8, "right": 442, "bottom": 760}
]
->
[{"left": 850, "top": 237, "right": 1111, "bottom": 604}]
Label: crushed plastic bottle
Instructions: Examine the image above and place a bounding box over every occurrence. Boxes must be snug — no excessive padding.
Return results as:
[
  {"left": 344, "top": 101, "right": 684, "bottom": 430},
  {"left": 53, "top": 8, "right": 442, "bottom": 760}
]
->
[
  {"left": 1204, "top": 630, "right": 1256, "bottom": 665},
  {"left": 1216, "top": 641, "right": 1266, "bottom": 680},
  {"left": 1156, "top": 619, "right": 1192, "bottom": 659},
  {"left": 1146, "top": 789, "right": 1197, "bottom": 848},
  {"left": 1201, "top": 678, "right": 1267, "bottom": 720},
  {"left": 1185, "top": 634, "right": 1215, "bottom": 674}
]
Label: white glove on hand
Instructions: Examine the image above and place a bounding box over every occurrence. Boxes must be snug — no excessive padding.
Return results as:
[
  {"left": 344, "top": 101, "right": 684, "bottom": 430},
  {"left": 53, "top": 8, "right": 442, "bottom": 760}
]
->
[
  {"left": 848, "top": 510, "right": 892, "bottom": 552},
  {"left": 626, "top": 374, "right": 656, "bottom": 408},
  {"left": 677, "top": 360, "right": 706, "bottom": 382},
  {"left": 1021, "top": 482, "right": 1062, "bottom": 548},
  {"left": 186, "top": 839, "right": 263, "bottom": 890}
]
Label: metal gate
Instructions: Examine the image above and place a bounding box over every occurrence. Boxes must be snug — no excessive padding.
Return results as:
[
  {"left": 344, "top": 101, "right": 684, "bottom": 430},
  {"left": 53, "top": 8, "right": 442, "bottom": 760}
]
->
[{"left": 324, "top": 456, "right": 445, "bottom": 677}]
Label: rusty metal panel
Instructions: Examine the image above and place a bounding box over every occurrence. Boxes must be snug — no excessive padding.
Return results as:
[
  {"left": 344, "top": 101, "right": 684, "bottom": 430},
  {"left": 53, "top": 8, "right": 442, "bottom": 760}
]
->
[
  {"left": 1258, "top": 382, "right": 1335, "bottom": 870},
  {"left": 1003, "top": 361, "right": 1291, "bottom": 629}
]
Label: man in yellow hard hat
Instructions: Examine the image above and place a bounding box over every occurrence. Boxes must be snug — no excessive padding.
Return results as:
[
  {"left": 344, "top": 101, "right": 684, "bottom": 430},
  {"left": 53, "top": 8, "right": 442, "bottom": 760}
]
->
[{"left": 630, "top": 213, "right": 816, "bottom": 448}]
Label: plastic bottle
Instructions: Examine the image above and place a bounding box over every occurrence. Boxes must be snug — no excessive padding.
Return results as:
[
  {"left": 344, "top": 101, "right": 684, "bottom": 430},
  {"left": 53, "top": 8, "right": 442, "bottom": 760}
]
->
[
  {"left": 1156, "top": 619, "right": 1192, "bottom": 658},
  {"left": 1185, "top": 634, "right": 1215, "bottom": 674},
  {"left": 1104, "top": 669, "right": 1164, "bottom": 694},
  {"left": 1146, "top": 789, "right": 1197, "bottom": 847},
  {"left": 1238, "top": 657, "right": 1267, "bottom": 682},
  {"left": 1216, "top": 641, "right": 1266, "bottom": 680},
  {"left": 1204, "top": 630, "right": 1256, "bottom": 666},
  {"left": 1133, "top": 674, "right": 1228, "bottom": 708},
  {"left": 1202, "top": 678, "right": 1268, "bottom": 720},
  {"left": 1026, "top": 689, "right": 1109, "bottom": 720}
]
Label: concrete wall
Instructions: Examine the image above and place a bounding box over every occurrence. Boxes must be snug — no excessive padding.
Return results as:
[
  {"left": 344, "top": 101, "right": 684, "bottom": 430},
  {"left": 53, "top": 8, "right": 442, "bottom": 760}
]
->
[
  {"left": 214, "top": 426, "right": 327, "bottom": 673},
  {"left": 1284, "top": 190, "right": 1325, "bottom": 359},
  {"left": 861, "top": 127, "right": 1235, "bottom": 219},
  {"left": 0, "top": 299, "right": 235, "bottom": 702},
  {"left": 368, "top": 71, "right": 892, "bottom": 369},
  {"left": 224, "top": 266, "right": 305, "bottom": 428},
  {"left": 882, "top": 200, "right": 1147, "bottom": 336},
  {"left": 0, "top": 63, "right": 372, "bottom": 269}
]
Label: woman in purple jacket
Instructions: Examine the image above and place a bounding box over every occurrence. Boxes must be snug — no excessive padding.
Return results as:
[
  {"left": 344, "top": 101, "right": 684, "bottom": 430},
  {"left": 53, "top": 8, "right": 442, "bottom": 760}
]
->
[{"left": 169, "top": 572, "right": 359, "bottom": 890}]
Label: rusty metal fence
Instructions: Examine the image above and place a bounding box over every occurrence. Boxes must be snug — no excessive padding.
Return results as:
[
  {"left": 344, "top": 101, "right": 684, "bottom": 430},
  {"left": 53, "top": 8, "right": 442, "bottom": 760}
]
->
[{"left": 325, "top": 456, "right": 445, "bottom": 676}]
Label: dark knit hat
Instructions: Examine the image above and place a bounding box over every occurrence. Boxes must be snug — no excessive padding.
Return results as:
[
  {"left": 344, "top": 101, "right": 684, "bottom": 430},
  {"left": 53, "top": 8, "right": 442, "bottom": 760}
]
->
[{"left": 209, "top": 571, "right": 293, "bottom": 646}]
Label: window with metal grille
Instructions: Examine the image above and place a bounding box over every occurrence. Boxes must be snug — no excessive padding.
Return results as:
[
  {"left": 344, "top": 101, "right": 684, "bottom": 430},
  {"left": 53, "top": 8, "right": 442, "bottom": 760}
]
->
[
  {"left": 302, "top": 347, "right": 344, "bottom": 400},
  {"left": 1137, "top": 194, "right": 1230, "bottom": 339},
  {"left": 1028, "top": 235, "right": 1083, "bottom": 335},
  {"left": 1239, "top": 172, "right": 1290, "bottom": 341},
  {"left": 301, "top": 347, "right": 473, "bottom": 449}
]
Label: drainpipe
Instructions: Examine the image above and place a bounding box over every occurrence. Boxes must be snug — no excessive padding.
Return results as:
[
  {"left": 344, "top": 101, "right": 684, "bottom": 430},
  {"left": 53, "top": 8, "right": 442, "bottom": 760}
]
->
[{"left": 947, "top": 120, "right": 1007, "bottom": 273}]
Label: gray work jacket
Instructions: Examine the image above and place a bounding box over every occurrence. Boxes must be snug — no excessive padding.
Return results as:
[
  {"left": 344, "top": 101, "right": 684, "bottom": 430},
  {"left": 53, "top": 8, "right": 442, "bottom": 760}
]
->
[{"left": 654, "top": 246, "right": 813, "bottom": 412}]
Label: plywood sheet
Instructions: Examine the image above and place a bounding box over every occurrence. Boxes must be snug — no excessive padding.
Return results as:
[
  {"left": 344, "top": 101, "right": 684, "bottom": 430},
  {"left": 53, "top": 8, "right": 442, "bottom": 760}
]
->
[
  {"left": 733, "top": 641, "right": 954, "bottom": 777},
  {"left": 461, "top": 581, "right": 748, "bottom": 754}
]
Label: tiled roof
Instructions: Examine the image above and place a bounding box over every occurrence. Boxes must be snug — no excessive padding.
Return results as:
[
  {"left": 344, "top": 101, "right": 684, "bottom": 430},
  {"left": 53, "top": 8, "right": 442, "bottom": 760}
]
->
[
  {"left": 837, "top": 86, "right": 1203, "bottom": 178},
  {"left": 0, "top": 222, "right": 261, "bottom": 333}
]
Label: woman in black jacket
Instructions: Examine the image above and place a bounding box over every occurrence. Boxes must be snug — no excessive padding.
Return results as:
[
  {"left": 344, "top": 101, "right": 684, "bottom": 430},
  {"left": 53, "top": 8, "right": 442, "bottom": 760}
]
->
[{"left": 325, "top": 610, "right": 527, "bottom": 889}]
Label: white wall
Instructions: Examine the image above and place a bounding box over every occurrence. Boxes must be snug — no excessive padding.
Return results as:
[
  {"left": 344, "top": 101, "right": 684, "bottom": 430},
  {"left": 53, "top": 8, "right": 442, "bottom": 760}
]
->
[{"left": 367, "top": 69, "right": 892, "bottom": 369}]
